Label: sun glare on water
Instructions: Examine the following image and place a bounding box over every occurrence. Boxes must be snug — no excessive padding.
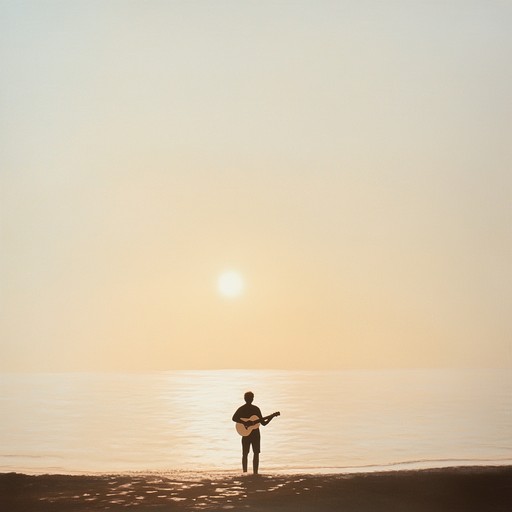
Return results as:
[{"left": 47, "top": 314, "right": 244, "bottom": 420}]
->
[{"left": 217, "top": 271, "right": 244, "bottom": 298}]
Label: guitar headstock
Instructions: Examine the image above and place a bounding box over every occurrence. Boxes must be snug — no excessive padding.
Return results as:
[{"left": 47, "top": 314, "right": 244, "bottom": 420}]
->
[{"left": 273, "top": 411, "right": 280, "bottom": 418}]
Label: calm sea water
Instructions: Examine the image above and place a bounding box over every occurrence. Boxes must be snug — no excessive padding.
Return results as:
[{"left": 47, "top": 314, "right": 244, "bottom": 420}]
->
[{"left": 0, "top": 369, "right": 510, "bottom": 475}]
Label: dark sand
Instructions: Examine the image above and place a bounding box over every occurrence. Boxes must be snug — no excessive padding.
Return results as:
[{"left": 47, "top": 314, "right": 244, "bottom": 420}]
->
[{"left": 1, "top": 466, "right": 511, "bottom": 511}]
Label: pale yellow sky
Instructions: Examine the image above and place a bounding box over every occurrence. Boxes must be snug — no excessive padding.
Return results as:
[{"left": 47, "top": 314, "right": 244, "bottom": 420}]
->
[{"left": 1, "top": 1, "right": 511, "bottom": 371}]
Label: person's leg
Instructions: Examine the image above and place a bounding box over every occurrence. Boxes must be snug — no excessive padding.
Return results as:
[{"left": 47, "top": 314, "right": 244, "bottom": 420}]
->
[
  {"left": 253, "top": 452, "right": 259, "bottom": 474},
  {"left": 252, "top": 431, "right": 261, "bottom": 474},
  {"left": 242, "top": 437, "right": 250, "bottom": 473}
]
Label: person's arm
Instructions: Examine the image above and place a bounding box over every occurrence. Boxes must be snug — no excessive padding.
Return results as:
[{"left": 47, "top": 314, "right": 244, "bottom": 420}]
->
[
  {"left": 255, "top": 407, "right": 272, "bottom": 426},
  {"left": 257, "top": 408, "right": 281, "bottom": 426},
  {"left": 259, "top": 414, "right": 275, "bottom": 426}
]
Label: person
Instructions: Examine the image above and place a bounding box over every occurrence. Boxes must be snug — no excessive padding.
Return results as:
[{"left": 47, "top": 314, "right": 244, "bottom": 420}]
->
[{"left": 232, "top": 391, "right": 274, "bottom": 474}]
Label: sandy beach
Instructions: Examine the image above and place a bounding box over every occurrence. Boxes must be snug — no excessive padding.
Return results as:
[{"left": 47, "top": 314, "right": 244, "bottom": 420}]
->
[{"left": 1, "top": 466, "right": 511, "bottom": 511}]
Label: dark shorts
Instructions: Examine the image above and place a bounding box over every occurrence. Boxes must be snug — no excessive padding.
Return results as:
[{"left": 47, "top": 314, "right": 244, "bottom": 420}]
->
[{"left": 242, "top": 429, "right": 261, "bottom": 454}]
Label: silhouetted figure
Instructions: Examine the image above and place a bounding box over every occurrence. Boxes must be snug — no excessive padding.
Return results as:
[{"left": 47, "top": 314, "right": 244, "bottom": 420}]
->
[{"left": 232, "top": 391, "right": 278, "bottom": 474}]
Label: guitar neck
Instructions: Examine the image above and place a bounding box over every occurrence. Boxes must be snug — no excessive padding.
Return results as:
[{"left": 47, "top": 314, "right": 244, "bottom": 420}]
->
[{"left": 254, "top": 413, "right": 277, "bottom": 424}]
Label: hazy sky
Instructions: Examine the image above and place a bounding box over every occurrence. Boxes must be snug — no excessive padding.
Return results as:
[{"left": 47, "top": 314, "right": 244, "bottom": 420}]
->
[{"left": 1, "top": 1, "right": 511, "bottom": 371}]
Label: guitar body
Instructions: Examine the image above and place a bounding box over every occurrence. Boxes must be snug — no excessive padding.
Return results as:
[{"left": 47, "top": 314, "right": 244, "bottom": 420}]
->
[
  {"left": 235, "top": 412, "right": 280, "bottom": 437},
  {"left": 236, "top": 415, "right": 261, "bottom": 437}
]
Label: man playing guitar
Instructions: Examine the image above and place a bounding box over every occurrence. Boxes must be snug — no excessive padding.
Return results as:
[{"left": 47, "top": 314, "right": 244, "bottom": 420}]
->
[{"left": 232, "top": 391, "right": 279, "bottom": 474}]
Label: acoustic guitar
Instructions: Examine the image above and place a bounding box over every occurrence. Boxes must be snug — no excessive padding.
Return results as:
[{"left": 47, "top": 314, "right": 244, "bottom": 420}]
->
[{"left": 235, "top": 412, "right": 280, "bottom": 437}]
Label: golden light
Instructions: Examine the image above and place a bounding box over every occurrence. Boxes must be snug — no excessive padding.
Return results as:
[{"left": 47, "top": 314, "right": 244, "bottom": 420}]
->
[{"left": 217, "top": 271, "right": 244, "bottom": 298}]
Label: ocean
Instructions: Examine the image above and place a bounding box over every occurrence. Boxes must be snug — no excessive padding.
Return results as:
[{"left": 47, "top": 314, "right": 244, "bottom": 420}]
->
[{"left": 0, "top": 369, "right": 510, "bottom": 475}]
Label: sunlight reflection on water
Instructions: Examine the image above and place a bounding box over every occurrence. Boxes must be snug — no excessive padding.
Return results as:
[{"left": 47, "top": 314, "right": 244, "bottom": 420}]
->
[{"left": 0, "top": 369, "right": 510, "bottom": 474}]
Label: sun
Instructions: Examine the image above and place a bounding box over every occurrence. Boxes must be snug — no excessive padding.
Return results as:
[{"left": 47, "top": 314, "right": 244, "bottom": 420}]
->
[{"left": 217, "top": 270, "right": 244, "bottom": 298}]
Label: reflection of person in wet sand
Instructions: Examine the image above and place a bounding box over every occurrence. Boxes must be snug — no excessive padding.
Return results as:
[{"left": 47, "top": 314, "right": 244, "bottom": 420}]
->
[{"left": 232, "top": 391, "right": 278, "bottom": 474}]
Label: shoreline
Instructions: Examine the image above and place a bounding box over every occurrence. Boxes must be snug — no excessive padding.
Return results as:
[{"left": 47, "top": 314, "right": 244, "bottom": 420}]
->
[
  {"left": 2, "top": 465, "right": 511, "bottom": 511},
  {"left": 4, "top": 457, "right": 512, "bottom": 478}
]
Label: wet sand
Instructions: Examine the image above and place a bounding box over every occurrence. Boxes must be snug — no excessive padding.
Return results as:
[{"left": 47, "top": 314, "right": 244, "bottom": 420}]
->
[{"left": 1, "top": 466, "right": 511, "bottom": 511}]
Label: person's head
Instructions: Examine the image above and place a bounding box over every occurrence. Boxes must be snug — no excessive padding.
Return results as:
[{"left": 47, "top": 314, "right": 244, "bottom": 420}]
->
[{"left": 244, "top": 391, "right": 254, "bottom": 404}]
